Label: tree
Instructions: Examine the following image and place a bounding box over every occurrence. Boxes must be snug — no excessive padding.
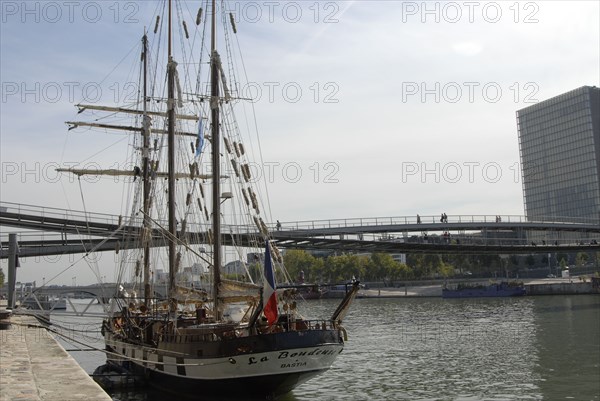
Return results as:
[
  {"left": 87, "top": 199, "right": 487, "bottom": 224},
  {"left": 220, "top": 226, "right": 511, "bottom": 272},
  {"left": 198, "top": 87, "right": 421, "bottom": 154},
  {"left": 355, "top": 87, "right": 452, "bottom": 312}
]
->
[
  {"left": 283, "top": 250, "right": 323, "bottom": 283},
  {"left": 348, "top": 255, "right": 369, "bottom": 281},
  {"left": 323, "top": 254, "right": 368, "bottom": 283},
  {"left": 386, "top": 262, "right": 405, "bottom": 285},
  {"left": 368, "top": 253, "right": 413, "bottom": 284},
  {"left": 575, "top": 252, "right": 589, "bottom": 267},
  {"left": 448, "top": 253, "right": 472, "bottom": 274},
  {"left": 559, "top": 258, "right": 567, "bottom": 270},
  {"left": 369, "top": 253, "right": 397, "bottom": 283},
  {"left": 0, "top": 268, "right": 4, "bottom": 287},
  {"left": 556, "top": 253, "right": 568, "bottom": 264},
  {"left": 438, "top": 263, "right": 455, "bottom": 278},
  {"left": 423, "top": 254, "right": 442, "bottom": 278},
  {"left": 406, "top": 254, "right": 426, "bottom": 279},
  {"left": 398, "top": 263, "right": 413, "bottom": 280}
]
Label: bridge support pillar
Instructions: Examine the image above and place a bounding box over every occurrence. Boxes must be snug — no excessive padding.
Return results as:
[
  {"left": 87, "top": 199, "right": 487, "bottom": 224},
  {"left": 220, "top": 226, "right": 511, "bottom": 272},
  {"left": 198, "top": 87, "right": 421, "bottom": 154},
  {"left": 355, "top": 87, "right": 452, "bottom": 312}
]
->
[{"left": 7, "top": 233, "right": 18, "bottom": 309}]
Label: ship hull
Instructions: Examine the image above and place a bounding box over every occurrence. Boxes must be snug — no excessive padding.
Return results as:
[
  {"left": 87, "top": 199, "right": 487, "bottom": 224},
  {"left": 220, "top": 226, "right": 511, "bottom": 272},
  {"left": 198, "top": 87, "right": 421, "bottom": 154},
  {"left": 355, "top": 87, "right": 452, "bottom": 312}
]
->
[
  {"left": 105, "top": 328, "right": 343, "bottom": 398},
  {"left": 128, "top": 362, "right": 326, "bottom": 398}
]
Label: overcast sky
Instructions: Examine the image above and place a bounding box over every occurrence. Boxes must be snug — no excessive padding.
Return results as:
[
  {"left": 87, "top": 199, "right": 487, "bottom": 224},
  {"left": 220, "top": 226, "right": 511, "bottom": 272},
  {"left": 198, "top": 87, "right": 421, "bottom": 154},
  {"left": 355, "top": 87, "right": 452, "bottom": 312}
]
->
[{"left": 1, "top": 0, "right": 599, "bottom": 285}]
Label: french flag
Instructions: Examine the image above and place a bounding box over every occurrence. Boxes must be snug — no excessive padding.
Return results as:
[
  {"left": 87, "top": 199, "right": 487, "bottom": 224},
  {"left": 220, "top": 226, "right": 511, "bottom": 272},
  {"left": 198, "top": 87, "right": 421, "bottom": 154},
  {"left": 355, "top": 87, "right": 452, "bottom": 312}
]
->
[{"left": 262, "top": 241, "right": 278, "bottom": 326}]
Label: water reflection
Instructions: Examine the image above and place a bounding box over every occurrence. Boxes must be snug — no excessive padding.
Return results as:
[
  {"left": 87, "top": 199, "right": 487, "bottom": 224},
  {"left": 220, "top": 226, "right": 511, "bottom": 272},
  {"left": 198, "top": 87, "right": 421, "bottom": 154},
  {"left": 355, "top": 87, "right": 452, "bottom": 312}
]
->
[
  {"left": 295, "top": 298, "right": 542, "bottom": 401},
  {"left": 533, "top": 296, "right": 600, "bottom": 401}
]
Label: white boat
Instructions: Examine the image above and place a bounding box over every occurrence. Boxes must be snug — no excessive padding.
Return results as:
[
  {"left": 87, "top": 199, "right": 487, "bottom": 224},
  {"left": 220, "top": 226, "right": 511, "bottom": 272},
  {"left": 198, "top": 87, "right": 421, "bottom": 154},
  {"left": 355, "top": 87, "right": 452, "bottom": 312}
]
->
[{"left": 58, "top": 1, "right": 359, "bottom": 398}]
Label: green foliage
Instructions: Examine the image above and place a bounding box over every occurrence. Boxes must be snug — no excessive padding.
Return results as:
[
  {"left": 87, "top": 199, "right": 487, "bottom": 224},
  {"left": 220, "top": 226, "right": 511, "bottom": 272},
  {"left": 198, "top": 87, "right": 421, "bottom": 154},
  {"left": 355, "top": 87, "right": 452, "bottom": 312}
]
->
[
  {"left": 556, "top": 253, "right": 568, "bottom": 264},
  {"left": 282, "top": 250, "right": 413, "bottom": 284},
  {"left": 281, "top": 250, "right": 542, "bottom": 284},
  {"left": 575, "top": 252, "right": 589, "bottom": 267},
  {"left": 559, "top": 258, "right": 567, "bottom": 269},
  {"left": 407, "top": 253, "right": 460, "bottom": 279},
  {"left": 283, "top": 249, "right": 325, "bottom": 283},
  {"left": 438, "top": 263, "right": 455, "bottom": 278},
  {"left": 369, "top": 253, "right": 396, "bottom": 280},
  {"left": 0, "top": 268, "right": 4, "bottom": 287},
  {"left": 248, "top": 263, "right": 262, "bottom": 283},
  {"left": 367, "top": 253, "right": 412, "bottom": 283},
  {"left": 324, "top": 253, "right": 369, "bottom": 283}
]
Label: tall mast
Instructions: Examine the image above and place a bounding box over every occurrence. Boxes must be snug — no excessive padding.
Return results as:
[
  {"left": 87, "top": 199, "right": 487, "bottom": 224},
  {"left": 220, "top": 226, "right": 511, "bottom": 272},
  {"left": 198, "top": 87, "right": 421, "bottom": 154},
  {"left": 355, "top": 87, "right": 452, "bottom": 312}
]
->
[
  {"left": 142, "top": 31, "right": 152, "bottom": 307},
  {"left": 210, "top": 0, "right": 222, "bottom": 319},
  {"left": 167, "top": 0, "right": 178, "bottom": 303}
]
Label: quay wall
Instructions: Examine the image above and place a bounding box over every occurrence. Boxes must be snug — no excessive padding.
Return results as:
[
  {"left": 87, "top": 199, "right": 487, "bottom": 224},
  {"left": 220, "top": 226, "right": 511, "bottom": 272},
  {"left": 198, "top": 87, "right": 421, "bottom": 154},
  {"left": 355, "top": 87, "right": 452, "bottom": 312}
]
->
[
  {"left": 0, "top": 311, "right": 111, "bottom": 401},
  {"left": 361, "top": 278, "right": 599, "bottom": 297},
  {"left": 526, "top": 281, "right": 598, "bottom": 295}
]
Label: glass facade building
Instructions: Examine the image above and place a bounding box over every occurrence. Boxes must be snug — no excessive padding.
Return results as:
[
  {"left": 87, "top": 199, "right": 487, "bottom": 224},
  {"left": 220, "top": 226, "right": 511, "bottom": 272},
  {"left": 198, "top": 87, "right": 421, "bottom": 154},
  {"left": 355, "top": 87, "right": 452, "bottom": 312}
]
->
[{"left": 517, "top": 86, "right": 600, "bottom": 223}]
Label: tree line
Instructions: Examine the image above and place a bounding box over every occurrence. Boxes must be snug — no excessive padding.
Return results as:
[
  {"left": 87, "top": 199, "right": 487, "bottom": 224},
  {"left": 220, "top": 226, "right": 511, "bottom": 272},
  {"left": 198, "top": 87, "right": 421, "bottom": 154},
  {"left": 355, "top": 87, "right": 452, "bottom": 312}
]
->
[
  {"left": 280, "top": 250, "right": 599, "bottom": 284},
  {"left": 281, "top": 250, "right": 469, "bottom": 284}
]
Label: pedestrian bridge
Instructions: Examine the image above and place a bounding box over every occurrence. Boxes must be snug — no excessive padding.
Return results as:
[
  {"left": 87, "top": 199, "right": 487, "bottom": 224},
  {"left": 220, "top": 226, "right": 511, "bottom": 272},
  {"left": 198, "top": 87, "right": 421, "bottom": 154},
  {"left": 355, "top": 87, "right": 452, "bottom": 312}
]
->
[{"left": 1, "top": 201, "right": 599, "bottom": 257}]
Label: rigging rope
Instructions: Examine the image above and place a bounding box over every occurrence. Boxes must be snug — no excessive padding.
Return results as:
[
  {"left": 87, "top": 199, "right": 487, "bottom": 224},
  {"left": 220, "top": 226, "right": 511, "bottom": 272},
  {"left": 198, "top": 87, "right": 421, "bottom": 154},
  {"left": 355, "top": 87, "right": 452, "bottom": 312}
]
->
[{"left": 31, "top": 221, "right": 128, "bottom": 288}]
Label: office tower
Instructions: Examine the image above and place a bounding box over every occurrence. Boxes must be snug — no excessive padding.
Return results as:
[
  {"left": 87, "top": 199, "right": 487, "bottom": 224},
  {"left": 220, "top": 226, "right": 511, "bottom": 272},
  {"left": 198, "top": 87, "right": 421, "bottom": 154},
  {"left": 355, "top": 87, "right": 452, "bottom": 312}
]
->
[{"left": 517, "top": 85, "right": 600, "bottom": 223}]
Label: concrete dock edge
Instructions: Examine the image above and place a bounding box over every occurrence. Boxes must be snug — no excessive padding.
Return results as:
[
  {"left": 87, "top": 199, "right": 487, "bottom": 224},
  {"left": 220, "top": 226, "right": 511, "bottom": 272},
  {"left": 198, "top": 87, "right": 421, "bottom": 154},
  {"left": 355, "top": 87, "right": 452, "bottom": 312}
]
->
[{"left": 0, "top": 314, "right": 111, "bottom": 401}]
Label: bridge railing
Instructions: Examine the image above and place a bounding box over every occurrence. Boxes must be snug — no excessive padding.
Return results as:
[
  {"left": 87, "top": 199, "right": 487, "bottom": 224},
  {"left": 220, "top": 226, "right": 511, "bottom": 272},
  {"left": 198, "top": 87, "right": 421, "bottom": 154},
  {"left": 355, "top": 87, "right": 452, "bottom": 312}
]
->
[
  {"left": 2, "top": 201, "right": 121, "bottom": 224},
  {"left": 273, "top": 214, "right": 600, "bottom": 232},
  {"left": 0, "top": 231, "right": 65, "bottom": 243},
  {"left": 3, "top": 201, "right": 598, "bottom": 236},
  {"left": 0, "top": 201, "right": 149, "bottom": 228}
]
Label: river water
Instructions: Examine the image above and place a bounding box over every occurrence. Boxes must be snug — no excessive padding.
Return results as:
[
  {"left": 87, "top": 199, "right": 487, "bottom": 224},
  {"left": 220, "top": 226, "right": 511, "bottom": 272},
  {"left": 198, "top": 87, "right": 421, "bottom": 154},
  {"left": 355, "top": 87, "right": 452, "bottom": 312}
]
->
[{"left": 52, "top": 295, "right": 599, "bottom": 401}]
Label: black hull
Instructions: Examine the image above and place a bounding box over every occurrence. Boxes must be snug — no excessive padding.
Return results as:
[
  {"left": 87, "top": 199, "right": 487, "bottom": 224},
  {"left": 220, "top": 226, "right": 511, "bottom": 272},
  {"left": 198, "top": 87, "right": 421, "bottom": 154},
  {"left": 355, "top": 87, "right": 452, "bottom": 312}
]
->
[
  {"left": 125, "top": 360, "right": 325, "bottom": 400},
  {"left": 104, "top": 327, "right": 344, "bottom": 399}
]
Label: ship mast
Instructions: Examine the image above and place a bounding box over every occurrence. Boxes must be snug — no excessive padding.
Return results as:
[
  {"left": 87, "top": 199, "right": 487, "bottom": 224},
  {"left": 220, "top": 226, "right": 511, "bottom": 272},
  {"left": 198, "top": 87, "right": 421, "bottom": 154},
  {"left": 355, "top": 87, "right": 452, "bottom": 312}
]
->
[
  {"left": 210, "top": 0, "right": 222, "bottom": 320},
  {"left": 142, "top": 31, "right": 152, "bottom": 307},
  {"left": 166, "top": 0, "right": 178, "bottom": 306}
]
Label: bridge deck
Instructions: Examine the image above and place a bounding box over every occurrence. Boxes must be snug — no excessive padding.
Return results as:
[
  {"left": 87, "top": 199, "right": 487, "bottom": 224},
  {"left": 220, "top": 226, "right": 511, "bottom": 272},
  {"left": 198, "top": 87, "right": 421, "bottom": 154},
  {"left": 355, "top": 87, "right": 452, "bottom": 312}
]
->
[{"left": 2, "top": 201, "right": 599, "bottom": 256}]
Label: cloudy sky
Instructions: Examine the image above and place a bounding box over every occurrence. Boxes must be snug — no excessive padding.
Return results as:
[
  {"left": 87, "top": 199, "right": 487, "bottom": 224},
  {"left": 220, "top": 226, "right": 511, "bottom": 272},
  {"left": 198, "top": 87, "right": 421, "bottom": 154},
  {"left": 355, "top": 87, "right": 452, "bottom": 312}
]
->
[{"left": 1, "top": 0, "right": 599, "bottom": 284}]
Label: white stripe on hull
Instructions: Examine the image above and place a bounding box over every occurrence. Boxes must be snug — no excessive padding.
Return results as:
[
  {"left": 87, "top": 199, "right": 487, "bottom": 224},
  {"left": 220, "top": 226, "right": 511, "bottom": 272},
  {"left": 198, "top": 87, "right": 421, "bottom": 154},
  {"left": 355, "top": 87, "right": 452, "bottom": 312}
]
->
[{"left": 105, "top": 334, "right": 343, "bottom": 380}]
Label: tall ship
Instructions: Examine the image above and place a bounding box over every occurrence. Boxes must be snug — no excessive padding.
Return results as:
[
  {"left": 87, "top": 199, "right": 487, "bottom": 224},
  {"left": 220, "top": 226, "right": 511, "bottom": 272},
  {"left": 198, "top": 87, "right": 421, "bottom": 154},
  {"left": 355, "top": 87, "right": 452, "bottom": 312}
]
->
[{"left": 57, "top": 0, "right": 359, "bottom": 398}]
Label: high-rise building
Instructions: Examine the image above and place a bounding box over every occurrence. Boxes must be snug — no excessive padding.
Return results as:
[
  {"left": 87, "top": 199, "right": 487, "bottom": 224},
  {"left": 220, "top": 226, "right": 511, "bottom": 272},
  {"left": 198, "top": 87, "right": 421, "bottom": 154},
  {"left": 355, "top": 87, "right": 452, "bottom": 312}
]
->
[{"left": 517, "top": 85, "right": 600, "bottom": 223}]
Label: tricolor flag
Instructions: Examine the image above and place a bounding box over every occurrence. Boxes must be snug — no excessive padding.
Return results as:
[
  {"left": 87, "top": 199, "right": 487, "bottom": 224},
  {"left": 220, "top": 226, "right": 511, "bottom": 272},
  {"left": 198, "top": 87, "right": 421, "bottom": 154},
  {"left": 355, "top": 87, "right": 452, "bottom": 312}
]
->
[{"left": 262, "top": 241, "right": 278, "bottom": 326}]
